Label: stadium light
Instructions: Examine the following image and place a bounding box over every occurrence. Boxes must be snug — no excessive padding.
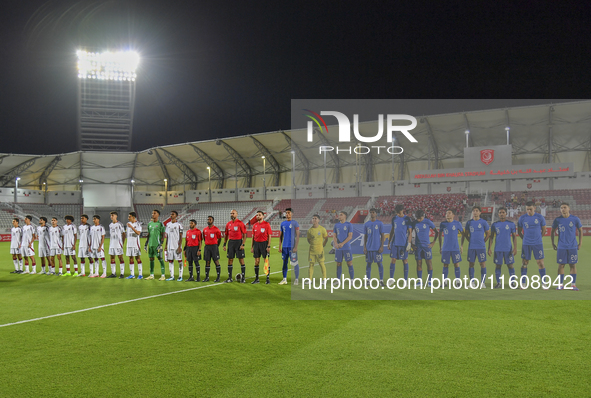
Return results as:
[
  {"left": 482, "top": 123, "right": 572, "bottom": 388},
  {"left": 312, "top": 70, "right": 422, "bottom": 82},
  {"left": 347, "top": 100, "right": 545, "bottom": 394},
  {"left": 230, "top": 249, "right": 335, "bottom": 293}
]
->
[
  {"left": 207, "top": 167, "right": 211, "bottom": 202},
  {"left": 76, "top": 50, "right": 139, "bottom": 81},
  {"left": 131, "top": 179, "right": 135, "bottom": 183},
  {"left": 505, "top": 126, "right": 510, "bottom": 145},
  {"left": 79, "top": 179, "right": 83, "bottom": 183},
  {"left": 16, "top": 177, "right": 21, "bottom": 181},
  {"left": 464, "top": 130, "right": 470, "bottom": 148},
  {"left": 262, "top": 157, "right": 266, "bottom": 200}
]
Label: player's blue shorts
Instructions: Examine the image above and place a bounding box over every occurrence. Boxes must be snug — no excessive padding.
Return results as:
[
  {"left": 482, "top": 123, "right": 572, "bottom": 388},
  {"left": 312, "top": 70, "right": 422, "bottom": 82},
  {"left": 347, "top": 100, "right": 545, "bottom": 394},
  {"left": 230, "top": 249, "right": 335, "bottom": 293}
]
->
[
  {"left": 441, "top": 250, "right": 461, "bottom": 264},
  {"left": 335, "top": 249, "right": 353, "bottom": 263},
  {"left": 468, "top": 248, "right": 487, "bottom": 263},
  {"left": 557, "top": 248, "right": 578, "bottom": 264},
  {"left": 281, "top": 247, "right": 298, "bottom": 262},
  {"left": 365, "top": 251, "right": 383, "bottom": 264},
  {"left": 521, "top": 244, "right": 544, "bottom": 261},
  {"left": 414, "top": 247, "right": 432, "bottom": 261},
  {"left": 493, "top": 251, "right": 515, "bottom": 265},
  {"left": 390, "top": 245, "right": 408, "bottom": 260}
]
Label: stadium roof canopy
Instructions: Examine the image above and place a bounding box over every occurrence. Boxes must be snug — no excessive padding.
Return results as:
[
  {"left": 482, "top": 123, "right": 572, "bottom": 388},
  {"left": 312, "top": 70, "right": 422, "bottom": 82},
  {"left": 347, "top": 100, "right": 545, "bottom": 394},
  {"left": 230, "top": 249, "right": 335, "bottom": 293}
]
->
[{"left": 2, "top": 100, "right": 590, "bottom": 191}]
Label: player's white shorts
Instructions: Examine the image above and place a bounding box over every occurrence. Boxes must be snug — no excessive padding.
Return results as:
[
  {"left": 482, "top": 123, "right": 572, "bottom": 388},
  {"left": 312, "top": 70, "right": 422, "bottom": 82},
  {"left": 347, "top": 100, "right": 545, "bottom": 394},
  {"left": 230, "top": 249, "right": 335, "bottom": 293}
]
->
[
  {"left": 78, "top": 246, "right": 89, "bottom": 258},
  {"left": 90, "top": 249, "right": 105, "bottom": 259},
  {"left": 38, "top": 245, "right": 50, "bottom": 258},
  {"left": 109, "top": 247, "right": 123, "bottom": 256},
  {"left": 63, "top": 248, "right": 76, "bottom": 256},
  {"left": 10, "top": 248, "right": 20, "bottom": 255},
  {"left": 50, "top": 248, "right": 62, "bottom": 256},
  {"left": 20, "top": 246, "right": 35, "bottom": 257},
  {"left": 166, "top": 250, "right": 182, "bottom": 261},
  {"left": 126, "top": 247, "right": 141, "bottom": 257}
]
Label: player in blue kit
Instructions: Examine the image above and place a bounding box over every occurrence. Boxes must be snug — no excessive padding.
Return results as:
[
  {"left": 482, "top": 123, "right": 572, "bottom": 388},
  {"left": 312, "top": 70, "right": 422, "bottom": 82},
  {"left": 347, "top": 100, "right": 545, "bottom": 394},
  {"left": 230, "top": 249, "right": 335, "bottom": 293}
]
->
[
  {"left": 438, "top": 209, "right": 463, "bottom": 287},
  {"left": 487, "top": 207, "right": 517, "bottom": 288},
  {"left": 363, "top": 208, "right": 385, "bottom": 287},
  {"left": 411, "top": 210, "right": 438, "bottom": 287},
  {"left": 462, "top": 206, "right": 490, "bottom": 287},
  {"left": 551, "top": 203, "right": 583, "bottom": 291},
  {"left": 278, "top": 208, "right": 300, "bottom": 285},
  {"left": 333, "top": 211, "right": 354, "bottom": 281},
  {"left": 517, "top": 201, "right": 547, "bottom": 289},
  {"left": 387, "top": 204, "right": 412, "bottom": 282}
]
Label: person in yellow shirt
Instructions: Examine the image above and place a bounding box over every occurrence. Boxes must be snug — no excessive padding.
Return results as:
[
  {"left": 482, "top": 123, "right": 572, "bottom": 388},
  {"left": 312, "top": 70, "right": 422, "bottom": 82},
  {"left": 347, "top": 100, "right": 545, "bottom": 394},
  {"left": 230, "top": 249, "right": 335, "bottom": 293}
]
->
[{"left": 307, "top": 214, "right": 328, "bottom": 281}]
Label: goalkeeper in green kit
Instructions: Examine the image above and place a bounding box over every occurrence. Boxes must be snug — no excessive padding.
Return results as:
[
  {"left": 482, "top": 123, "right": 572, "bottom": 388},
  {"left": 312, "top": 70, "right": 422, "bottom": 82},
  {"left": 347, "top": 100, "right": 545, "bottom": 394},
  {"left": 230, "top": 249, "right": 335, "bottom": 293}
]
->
[{"left": 144, "top": 209, "right": 167, "bottom": 280}]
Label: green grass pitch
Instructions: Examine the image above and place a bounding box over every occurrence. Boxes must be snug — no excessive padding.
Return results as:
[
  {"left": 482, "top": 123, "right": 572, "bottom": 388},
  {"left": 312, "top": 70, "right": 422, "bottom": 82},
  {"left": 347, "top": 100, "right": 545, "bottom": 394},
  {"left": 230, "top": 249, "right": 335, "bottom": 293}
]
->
[{"left": 0, "top": 237, "right": 589, "bottom": 397}]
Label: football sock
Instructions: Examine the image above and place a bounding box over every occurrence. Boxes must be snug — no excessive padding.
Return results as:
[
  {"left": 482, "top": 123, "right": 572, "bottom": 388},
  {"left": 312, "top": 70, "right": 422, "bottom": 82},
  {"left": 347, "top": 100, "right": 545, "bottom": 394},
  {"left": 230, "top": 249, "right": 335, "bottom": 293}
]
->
[
  {"left": 188, "top": 260, "right": 193, "bottom": 277},
  {"left": 337, "top": 265, "right": 342, "bottom": 279},
  {"left": 390, "top": 262, "right": 395, "bottom": 279},
  {"left": 19, "top": 260, "right": 23, "bottom": 271},
  {"left": 539, "top": 268, "right": 546, "bottom": 277},
  {"left": 101, "top": 259, "right": 107, "bottom": 274},
  {"left": 469, "top": 267, "right": 475, "bottom": 280},
  {"left": 159, "top": 259, "right": 165, "bottom": 275},
  {"left": 348, "top": 265, "right": 355, "bottom": 279},
  {"left": 481, "top": 267, "right": 487, "bottom": 284},
  {"left": 572, "top": 273, "right": 577, "bottom": 284},
  {"left": 294, "top": 263, "right": 300, "bottom": 279},
  {"left": 308, "top": 263, "right": 314, "bottom": 279},
  {"left": 521, "top": 266, "right": 527, "bottom": 277},
  {"left": 13, "top": 260, "right": 18, "bottom": 271},
  {"left": 417, "top": 270, "right": 423, "bottom": 279},
  {"left": 168, "top": 262, "right": 174, "bottom": 278},
  {"left": 509, "top": 267, "right": 515, "bottom": 277},
  {"left": 215, "top": 265, "right": 221, "bottom": 277},
  {"left": 205, "top": 265, "right": 210, "bottom": 277},
  {"left": 179, "top": 264, "right": 183, "bottom": 279},
  {"left": 228, "top": 265, "right": 233, "bottom": 279},
  {"left": 559, "top": 273, "right": 564, "bottom": 284},
  {"left": 442, "top": 266, "right": 449, "bottom": 279},
  {"left": 427, "top": 269, "right": 433, "bottom": 283},
  {"left": 254, "top": 265, "right": 259, "bottom": 277},
  {"left": 454, "top": 267, "right": 461, "bottom": 279},
  {"left": 111, "top": 260, "right": 116, "bottom": 274},
  {"left": 403, "top": 263, "right": 408, "bottom": 280},
  {"left": 241, "top": 265, "right": 245, "bottom": 278},
  {"left": 377, "top": 261, "right": 384, "bottom": 280},
  {"left": 365, "top": 263, "right": 372, "bottom": 280},
  {"left": 150, "top": 259, "right": 155, "bottom": 275},
  {"left": 120, "top": 261, "right": 125, "bottom": 275},
  {"left": 495, "top": 268, "right": 502, "bottom": 283},
  {"left": 282, "top": 257, "right": 288, "bottom": 278},
  {"left": 319, "top": 261, "right": 326, "bottom": 279},
  {"left": 137, "top": 260, "right": 142, "bottom": 276}
]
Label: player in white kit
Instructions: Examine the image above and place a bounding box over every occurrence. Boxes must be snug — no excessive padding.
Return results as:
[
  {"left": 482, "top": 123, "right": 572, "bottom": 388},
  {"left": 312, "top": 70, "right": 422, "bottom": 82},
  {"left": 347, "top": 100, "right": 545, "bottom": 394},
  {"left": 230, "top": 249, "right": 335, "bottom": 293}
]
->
[
  {"left": 21, "top": 215, "right": 37, "bottom": 274},
  {"left": 37, "top": 217, "right": 51, "bottom": 274},
  {"left": 108, "top": 211, "right": 126, "bottom": 278},
  {"left": 165, "top": 211, "right": 183, "bottom": 281},
  {"left": 77, "top": 214, "right": 93, "bottom": 277},
  {"left": 48, "top": 217, "right": 64, "bottom": 275},
  {"left": 10, "top": 218, "right": 23, "bottom": 274},
  {"left": 62, "top": 215, "right": 79, "bottom": 276},
  {"left": 89, "top": 215, "right": 107, "bottom": 278},
  {"left": 125, "top": 212, "right": 143, "bottom": 279}
]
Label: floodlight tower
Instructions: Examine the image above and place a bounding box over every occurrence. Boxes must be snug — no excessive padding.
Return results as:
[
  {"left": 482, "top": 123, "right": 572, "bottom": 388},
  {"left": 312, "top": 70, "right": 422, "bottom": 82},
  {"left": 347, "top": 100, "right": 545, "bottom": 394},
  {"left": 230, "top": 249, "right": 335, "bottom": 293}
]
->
[{"left": 76, "top": 50, "right": 139, "bottom": 151}]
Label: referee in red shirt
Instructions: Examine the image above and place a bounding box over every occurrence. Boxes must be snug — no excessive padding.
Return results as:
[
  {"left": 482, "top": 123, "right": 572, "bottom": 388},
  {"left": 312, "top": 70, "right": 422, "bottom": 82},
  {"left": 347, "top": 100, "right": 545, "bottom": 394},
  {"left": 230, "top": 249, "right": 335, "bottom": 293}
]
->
[
  {"left": 203, "top": 216, "right": 222, "bottom": 282},
  {"left": 223, "top": 209, "right": 247, "bottom": 283},
  {"left": 184, "top": 219, "right": 202, "bottom": 281},
  {"left": 251, "top": 210, "right": 272, "bottom": 284}
]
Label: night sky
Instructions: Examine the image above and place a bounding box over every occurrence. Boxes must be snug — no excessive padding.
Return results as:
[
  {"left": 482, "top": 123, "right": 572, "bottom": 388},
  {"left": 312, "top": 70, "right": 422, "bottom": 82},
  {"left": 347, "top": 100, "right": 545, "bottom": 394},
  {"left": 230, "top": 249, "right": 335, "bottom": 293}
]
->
[{"left": 1, "top": 0, "right": 589, "bottom": 155}]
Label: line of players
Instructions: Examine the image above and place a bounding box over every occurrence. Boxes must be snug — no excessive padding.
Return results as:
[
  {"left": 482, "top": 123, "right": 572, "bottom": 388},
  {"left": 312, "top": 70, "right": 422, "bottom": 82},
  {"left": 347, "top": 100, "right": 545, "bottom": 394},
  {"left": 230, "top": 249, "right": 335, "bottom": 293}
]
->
[
  {"left": 353, "top": 201, "right": 582, "bottom": 290},
  {"left": 8, "top": 207, "right": 302, "bottom": 285}
]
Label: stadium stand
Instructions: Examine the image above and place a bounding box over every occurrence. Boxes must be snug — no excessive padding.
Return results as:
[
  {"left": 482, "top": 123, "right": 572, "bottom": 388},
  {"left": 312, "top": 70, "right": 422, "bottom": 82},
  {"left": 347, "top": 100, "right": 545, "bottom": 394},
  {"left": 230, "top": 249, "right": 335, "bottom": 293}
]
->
[{"left": 376, "top": 194, "right": 468, "bottom": 223}]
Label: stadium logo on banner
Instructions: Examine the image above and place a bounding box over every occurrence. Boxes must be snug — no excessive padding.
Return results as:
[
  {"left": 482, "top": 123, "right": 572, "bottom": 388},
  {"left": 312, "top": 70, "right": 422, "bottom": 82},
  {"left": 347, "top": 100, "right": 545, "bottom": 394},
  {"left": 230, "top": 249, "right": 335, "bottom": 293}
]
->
[
  {"left": 447, "top": 187, "right": 451, "bottom": 192},
  {"left": 480, "top": 149, "right": 495, "bottom": 165},
  {"left": 304, "top": 110, "right": 418, "bottom": 155},
  {"left": 527, "top": 183, "right": 532, "bottom": 189}
]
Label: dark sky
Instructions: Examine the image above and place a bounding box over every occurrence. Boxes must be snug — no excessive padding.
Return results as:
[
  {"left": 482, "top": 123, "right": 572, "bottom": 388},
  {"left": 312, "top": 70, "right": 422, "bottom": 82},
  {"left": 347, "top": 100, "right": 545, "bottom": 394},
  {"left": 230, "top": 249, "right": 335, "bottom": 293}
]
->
[{"left": 1, "top": 0, "right": 589, "bottom": 155}]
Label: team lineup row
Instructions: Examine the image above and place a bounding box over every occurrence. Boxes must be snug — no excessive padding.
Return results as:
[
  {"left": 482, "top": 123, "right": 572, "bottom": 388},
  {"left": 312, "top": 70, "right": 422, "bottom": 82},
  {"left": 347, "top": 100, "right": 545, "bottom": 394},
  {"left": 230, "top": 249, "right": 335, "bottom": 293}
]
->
[{"left": 7, "top": 202, "right": 583, "bottom": 290}]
